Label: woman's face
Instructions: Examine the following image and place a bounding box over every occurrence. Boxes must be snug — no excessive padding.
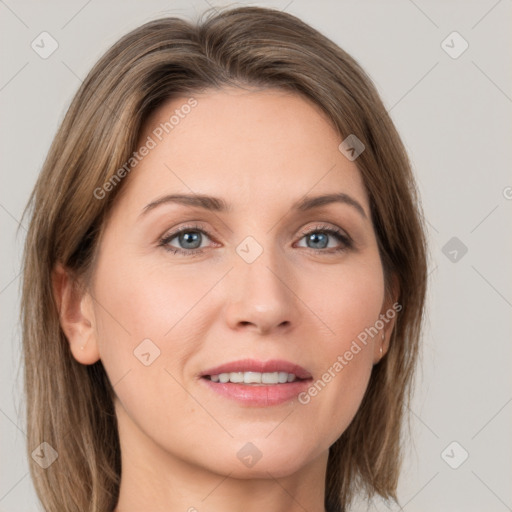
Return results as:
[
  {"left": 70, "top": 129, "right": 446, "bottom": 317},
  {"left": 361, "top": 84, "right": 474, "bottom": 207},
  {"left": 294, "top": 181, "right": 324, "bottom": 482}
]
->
[{"left": 79, "top": 87, "right": 394, "bottom": 478}]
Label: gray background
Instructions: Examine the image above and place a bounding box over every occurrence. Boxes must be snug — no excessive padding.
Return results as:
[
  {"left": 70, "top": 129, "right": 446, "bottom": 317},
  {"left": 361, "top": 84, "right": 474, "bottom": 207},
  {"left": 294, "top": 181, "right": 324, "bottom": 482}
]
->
[{"left": 1, "top": 0, "right": 511, "bottom": 511}]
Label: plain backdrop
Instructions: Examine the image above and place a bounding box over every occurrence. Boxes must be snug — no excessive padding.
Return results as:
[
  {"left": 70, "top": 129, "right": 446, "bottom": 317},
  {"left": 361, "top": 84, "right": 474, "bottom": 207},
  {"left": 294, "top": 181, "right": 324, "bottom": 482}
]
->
[{"left": 1, "top": 1, "right": 511, "bottom": 511}]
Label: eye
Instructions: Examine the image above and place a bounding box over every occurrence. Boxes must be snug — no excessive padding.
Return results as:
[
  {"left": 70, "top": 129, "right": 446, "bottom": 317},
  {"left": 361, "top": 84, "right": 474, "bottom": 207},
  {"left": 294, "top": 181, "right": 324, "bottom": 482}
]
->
[
  {"left": 159, "top": 223, "right": 215, "bottom": 256},
  {"left": 158, "top": 222, "right": 353, "bottom": 256},
  {"left": 295, "top": 224, "right": 352, "bottom": 253}
]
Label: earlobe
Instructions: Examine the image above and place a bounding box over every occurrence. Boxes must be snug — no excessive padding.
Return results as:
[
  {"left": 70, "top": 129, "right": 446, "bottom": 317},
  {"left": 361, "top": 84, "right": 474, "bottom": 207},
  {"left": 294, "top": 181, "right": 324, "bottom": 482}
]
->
[{"left": 52, "top": 263, "right": 100, "bottom": 365}]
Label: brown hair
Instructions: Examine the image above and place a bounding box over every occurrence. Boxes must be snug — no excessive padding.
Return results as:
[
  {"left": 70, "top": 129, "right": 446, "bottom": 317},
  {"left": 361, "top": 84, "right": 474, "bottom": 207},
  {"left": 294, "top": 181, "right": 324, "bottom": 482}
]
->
[{"left": 21, "top": 6, "right": 427, "bottom": 512}]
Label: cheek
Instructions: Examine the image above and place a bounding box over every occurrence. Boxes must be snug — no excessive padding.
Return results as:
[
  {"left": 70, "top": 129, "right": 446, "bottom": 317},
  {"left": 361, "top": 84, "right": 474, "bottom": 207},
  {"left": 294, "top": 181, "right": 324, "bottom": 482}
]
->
[
  {"left": 296, "top": 256, "right": 384, "bottom": 441},
  {"left": 89, "top": 251, "right": 225, "bottom": 434},
  {"left": 91, "top": 251, "right": 216, "bottom": 361},
  {"left": 306, "top": 252, "right": 385, "bottom": 346},
  {"left": 90, "top": 257, "right": 210, "bottom": 439}
]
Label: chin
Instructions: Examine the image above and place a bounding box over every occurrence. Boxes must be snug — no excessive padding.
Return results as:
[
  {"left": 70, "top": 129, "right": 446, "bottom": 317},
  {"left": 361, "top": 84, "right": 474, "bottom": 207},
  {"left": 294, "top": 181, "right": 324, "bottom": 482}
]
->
[{"left": 198, "top": 440, "right": 318, "bottom": 479}]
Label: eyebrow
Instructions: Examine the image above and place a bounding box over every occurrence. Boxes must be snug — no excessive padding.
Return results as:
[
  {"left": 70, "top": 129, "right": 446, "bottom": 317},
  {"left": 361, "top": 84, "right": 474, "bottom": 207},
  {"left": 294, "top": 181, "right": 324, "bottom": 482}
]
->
[{"left": 140, "top": 192, "right": 367, "bottom": 219}]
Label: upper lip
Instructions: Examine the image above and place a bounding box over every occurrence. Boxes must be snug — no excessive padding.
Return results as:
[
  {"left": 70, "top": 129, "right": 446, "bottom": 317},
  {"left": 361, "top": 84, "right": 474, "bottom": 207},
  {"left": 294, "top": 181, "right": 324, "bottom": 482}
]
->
[{"left": 200, "top": 359, "right": 312, "bottom": 380}]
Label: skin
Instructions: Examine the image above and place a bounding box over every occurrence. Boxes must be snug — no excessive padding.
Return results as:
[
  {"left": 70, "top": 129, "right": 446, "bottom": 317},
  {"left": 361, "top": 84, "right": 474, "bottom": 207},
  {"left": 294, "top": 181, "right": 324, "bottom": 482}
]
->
[{"left": 55, "top": 87, "right": 397, "bottom": 512}]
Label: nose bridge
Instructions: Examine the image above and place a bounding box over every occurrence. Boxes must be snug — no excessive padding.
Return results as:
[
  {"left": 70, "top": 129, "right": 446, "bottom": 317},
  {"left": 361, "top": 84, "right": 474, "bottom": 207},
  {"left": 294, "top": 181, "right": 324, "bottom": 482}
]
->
[{"left": 225, "top": 233, "right": 298, "bottom": 333}]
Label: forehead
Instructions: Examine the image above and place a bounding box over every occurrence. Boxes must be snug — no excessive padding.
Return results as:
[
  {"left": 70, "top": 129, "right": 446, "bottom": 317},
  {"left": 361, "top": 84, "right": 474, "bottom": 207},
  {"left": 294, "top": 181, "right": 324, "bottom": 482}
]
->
[{"left": 119, "top": 87, "right": 369, "bottom": 216}]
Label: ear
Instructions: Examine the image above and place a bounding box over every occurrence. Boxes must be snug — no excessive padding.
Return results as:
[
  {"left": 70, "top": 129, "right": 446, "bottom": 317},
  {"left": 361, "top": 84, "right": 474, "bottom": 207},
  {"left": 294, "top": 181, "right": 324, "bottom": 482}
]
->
[
  {"left": 52, "top": 263, "right": 100, "bottom": 365},
  {"left": 374, "top": 273, "right": 400, "bottom": 363}
]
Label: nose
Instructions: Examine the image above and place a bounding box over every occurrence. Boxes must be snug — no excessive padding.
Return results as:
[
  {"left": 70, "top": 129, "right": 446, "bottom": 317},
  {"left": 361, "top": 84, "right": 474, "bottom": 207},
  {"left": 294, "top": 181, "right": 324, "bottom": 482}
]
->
[{"left": 223, "top": 248, "right": 300, "bottom": 336}]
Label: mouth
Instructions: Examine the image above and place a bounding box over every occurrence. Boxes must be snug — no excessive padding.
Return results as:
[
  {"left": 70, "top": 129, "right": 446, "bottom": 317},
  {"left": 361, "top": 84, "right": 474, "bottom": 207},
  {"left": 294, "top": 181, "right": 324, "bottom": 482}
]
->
[
  {"left": 202, "top": 371, "right": 305, "bottom": 385},
  {"left": 198, "top": 359, "right": 313, "bottom": 406}
]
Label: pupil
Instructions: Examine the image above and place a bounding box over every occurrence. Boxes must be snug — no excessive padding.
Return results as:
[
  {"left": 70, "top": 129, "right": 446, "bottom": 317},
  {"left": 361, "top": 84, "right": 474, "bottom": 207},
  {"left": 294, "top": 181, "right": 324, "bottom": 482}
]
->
[
  {"left": 180, "top": 231, "right": 201, "bottom": 249},
  {"left": 308, "top": 232, "right": 328, "bottom": 249}
]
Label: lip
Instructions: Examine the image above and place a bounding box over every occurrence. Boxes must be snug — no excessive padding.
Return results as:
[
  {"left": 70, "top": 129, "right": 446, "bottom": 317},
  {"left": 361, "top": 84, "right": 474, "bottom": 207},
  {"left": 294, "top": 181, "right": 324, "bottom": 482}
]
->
[{"left": 198, "top": 358, "right": 313, "bottom": 407}]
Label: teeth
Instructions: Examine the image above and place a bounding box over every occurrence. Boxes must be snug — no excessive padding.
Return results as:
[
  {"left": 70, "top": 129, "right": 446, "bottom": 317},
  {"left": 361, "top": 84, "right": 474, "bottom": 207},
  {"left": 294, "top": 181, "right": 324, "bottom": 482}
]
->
[
  {"left": 229, "top": 372, "right": 244, "bottom": 383},
  {"left": 208, "top": 371, "right": 298, "bottom": 384},
  {"left": 278, "top": 371, "right": 289, "bottom": 383},
  {"left": 245, "top": 371, "right": 262, "bottom": 384}
]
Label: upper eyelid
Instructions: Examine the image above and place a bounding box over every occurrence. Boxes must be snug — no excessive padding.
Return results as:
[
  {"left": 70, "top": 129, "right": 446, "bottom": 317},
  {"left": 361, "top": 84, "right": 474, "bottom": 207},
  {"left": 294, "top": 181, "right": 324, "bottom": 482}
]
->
[{"left": 161, "top": 223, "right": 215, "bottom": 242}]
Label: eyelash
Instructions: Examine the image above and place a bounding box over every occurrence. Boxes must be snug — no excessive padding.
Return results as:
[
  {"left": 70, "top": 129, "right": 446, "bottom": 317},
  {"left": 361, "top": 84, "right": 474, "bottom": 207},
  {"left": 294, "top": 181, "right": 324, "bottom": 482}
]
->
[{"left": 158, "top": 223, "right": 353, "bottom": 257}]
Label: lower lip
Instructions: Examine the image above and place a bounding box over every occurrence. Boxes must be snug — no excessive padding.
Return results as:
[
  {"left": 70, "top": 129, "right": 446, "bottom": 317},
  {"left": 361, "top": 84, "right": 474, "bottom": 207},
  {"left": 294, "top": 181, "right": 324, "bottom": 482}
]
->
[{"left": 200, "top": 377, "right": 312, "bottom": 407}]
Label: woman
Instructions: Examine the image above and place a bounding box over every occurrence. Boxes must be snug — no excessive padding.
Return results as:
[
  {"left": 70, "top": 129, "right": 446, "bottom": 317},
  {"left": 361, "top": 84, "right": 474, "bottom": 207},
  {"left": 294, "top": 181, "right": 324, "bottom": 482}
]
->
[{"left": 21, "top": 6, "right": 427, "bottom": 512}]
